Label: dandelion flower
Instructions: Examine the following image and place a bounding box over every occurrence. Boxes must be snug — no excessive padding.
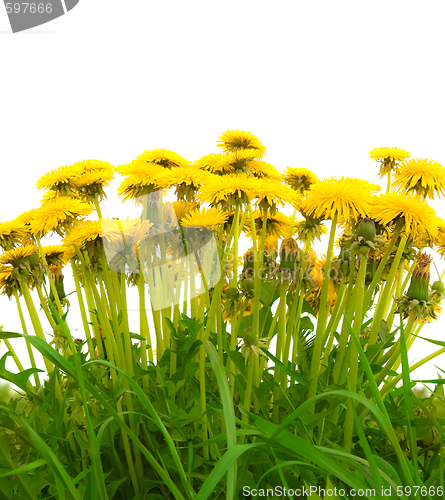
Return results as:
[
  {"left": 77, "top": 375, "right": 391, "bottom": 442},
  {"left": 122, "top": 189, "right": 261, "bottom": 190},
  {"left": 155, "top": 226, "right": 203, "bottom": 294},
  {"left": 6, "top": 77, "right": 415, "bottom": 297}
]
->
[
  {"left": 42, "top": 245, "right": 67, "bottom": 266},
  {"left": 246, "top": 160, "right": 281, "bottom": 180},
  {"left": 369, "top": 147, "right": 411, "bottom": 177},
  {"left": 251, "top": 178, "right": 300, "bottom": 214},
  {"left": 222, "top": 149, "right": 263, "bottom": 171},
  {"left": 434, "top": 219, "right": 445, "bottom": 257},
  {"left": 30, "top": 197, "right": 94, "bottom": 237},
  {"left": 155, "top": 166, "right": 214, "bottom": 201},
  {"left": 302, "top": 177, "right": 379, "bottom": 223},
  {"left": 36, "top": 164, "right": 83, "bottom": 195},
  {"left": 283, "top": 167, "right": 319, "bottom": 194},
  {"left": 15, "top": 209, "right": 38, "bottom": 227},
  {"left": 0, "top": 245, "right": 38, "bottom": 267},
  {"left": 73, "top": 170, "right": 115, "bottom": 202},
  {"left": 0, "top": 266, "right": 14, "bottom": 297},
  {"left": 117, "top": 160, "right": 166, "bottom": 202},
  {"left": 198, "top": 173, "right": 258, "bottom": 209},
  {"left": 217, "top": 130, "right": 265, "bottom": 157},
  {"left": 243, "top": 210, "right": 292, "bottom": 239},
  {"left": 306, "top": 257, "right": 337, "bottom": 314},
  {"left": 136, "top": 149, "right": 188, "bottom": 168},
  {"left": 62, "top": 219, "right": 104, "bottom": 262},
  {"left": 181, "top": 207, "right": 228, "bottom": 229},
  {"left": 73, "top": 159, "right": 114, "bottom": 173},
  {"left": 370, "top": 192, "right": 439, "bottom": 241},
  {"left": 0, "top": 221, "right": 28, "bottom": 251},
  {"left": 193, "top": 153, "right": 235, "bottom": 175},
  {"left": 294, "top": 214, "right": 327, "bottom": 243},
  {"left": 172, "top": 201, "right": 201, "bottom": 222},
  {"left": 392, "top": 158, "right": 445, "bottom": 199}
]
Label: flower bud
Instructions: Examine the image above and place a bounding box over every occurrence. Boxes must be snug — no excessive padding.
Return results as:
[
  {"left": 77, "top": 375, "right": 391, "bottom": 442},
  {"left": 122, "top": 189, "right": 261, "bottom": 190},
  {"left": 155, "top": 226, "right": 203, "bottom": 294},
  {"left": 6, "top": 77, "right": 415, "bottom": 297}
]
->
[
  {"left": 432, "top": 280, "right": 445, "bottom": 294},
  {"left": 240, "top": 278, "right": 255, "bottom": 294},
  {"left": 407, "top": 253, "right": 431, "bottom": 302},
  {"left": 280, "top": 238, "right": 299, "bottom": 272},
  {"left": 356, "top": 218, "right": 376, "bottom": 244}
]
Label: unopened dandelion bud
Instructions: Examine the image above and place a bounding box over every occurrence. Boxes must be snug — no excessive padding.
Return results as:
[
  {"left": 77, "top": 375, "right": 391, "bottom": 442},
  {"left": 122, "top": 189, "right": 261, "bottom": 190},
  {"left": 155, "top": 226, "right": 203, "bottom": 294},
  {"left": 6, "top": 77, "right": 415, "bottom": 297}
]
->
[
  {"left": 356, "top": 218, "right": 376, "bottom": 244},
  {"left": 280, "top": 237, "right": 299, "bottom": 272},
  {"left": 407, "top": 253, "right": 431, "bottom": 302},
  {"left": 243, "top": 327, "right": 255, "bottom": 348},
  {"left": 432, "top": 280, "right": 445, "bottom": 294},
  {"left": 240, "top": 278, "right": 255, "bottom": 294}
]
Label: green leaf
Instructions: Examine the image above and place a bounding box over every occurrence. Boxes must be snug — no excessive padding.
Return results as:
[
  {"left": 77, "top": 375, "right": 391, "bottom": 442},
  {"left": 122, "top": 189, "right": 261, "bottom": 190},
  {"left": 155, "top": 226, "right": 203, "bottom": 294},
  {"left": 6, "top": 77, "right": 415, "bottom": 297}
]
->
[
  {"left": 0, "top": 458, "right": 46, "bottom": 478},
  {"left": 0, "top": 352, "right": 43, "bottom": 392},
  {"left": 260, "top": 347, "right": 308, "bottom": 386},
  {"left": 0, "top": 332, "right": 21, "bottom": 339}
]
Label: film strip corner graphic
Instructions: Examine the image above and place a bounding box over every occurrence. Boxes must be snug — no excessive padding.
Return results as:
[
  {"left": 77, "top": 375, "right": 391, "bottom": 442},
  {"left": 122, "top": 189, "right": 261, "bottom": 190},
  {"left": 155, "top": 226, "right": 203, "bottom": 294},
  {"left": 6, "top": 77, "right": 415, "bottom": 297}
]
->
[{"left": 3, "top": 0, "right": 79, "bottom": 33}]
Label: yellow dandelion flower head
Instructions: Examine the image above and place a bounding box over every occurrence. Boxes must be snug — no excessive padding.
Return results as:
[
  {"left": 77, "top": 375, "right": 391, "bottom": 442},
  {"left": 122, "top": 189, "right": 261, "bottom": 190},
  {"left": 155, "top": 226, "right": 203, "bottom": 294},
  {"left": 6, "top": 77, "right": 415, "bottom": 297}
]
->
[
  {"left": 370, "top": 192, "right": 439, "bottom": 241},
  {"left": 222, "top": 149, "right": 263, "bottom": 170},
  {"left": 193, "top": 153, "right": 235, "bottom": 175},
  {"left": 369, "top": 147, "right": 411, "bottom": 178},
  {"left": 117, "top": 159, "right": 165, "bottom": 177},
  {"left": 246, "top": 160, "right": 281, "bottom": 180},
  {"left": 155, "top": 167, "right": 213, "bottom": 201},
  {"left": 0, "top": 265, "right": 17, "bottom": 297},
  {"left": 73, "top": 170, "right": 114, "bottom": 189},
  {"left": 36, "top": 164, "right": 83, "bottom": 191},
  {"left": 392, "top": 158, "right": 445, "bottom": 199},
  {"left": 251, "top": 179, "right": 300, "bottom": 214},
  {"left": 302, "top": 177, "right": 380, "bottom": 223},
  {"left": 369, "top": 147, "right": 411, "bottom": 163},
  {"left": 180, "top": 207, "right": 228, "bottom": 230},
  {"left": 42, "top": 245, "right": 67, "bottom": 266},
  {"left": 0, "top": 244, "right": 38, "bottom": 267},
  {"left": 306, "top": 256, "right": 337, "bottom": 311},
  {"left": 0, "top": 220, "right": 28, "bottom": 251},
  {"left": 72, "top": 159, "right": 114, "bottom": 173},
  {"left": 283, "top": 167, "right": 319, "bottom": 194},
  {"left": 40, "top": 190, "right": 59, "bottom": 204},
  {"left": 171, "top": 201, "right": 201, "bottom": 222},
  {"left": 307, "top": 278, "right": 337, "bottom": 314},
  {"left": 63, "top": 219, "right": 103, "bottom": 248},
  {"left": 117, "top": 173, "right": 162, "bottom": 202},
  {"left": 217, "top": 130, "right": 266, "bottom": 157},
  {"left": 244, "top": 210, "right": 292, "bottom": 239},
  {"left": 295, "top": 215, "right": 327, "bottom": 243},
  {"left": 136, "top": 149, "right": 188, "bottom": 169},
  {"left": 198, "top": 173, "right": 258, "bottom": 208},
  {"left": 31, "top": 197, "right": 94, "bottom": 237},
  {"left": 14, "top": 209, "right": 38, "bottom": 226},
  {"left": 434, "top": 218, "right": 445, "bottom": 257},
  {"left": 264, "top": 236, "right": 279, "bottom": 257}
]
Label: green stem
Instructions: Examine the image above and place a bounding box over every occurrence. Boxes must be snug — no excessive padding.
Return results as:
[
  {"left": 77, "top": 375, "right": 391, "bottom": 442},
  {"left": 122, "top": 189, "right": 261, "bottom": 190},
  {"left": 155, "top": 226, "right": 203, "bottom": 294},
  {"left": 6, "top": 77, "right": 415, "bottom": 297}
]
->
[
  {"left": 363, "top": 222, "right": 403, "bottom": 312},
  {"left": 14, "top": 290, "right": 40, "bottom": 388},
  {"left": 368, "top": 236, "right": 407, "bottom": 345},
  {"left": 342, "top": 250, "right": 368, "bottom": 453},
  {"left": 307, "top": 212, "right": 338, "bottom": 407},
  {"left": 70, "top": 261, "right": 96, "bottom": 361},
  {"left": 273, "top": 283, "right": 288, "bottom": 423}
]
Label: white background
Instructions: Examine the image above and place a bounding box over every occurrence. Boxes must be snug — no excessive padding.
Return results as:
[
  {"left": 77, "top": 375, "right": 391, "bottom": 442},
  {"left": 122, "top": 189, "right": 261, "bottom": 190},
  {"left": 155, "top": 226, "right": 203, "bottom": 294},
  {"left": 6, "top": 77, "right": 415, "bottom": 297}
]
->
[{"left": 0, "top": 1, "right": 444, "bottom": 384}]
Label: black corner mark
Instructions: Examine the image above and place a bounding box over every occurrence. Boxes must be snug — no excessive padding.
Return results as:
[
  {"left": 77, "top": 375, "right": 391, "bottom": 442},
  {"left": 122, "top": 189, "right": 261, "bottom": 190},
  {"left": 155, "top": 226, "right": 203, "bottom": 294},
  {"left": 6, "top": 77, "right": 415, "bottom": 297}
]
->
[{"left": 3, "top": 0, "right": 80, "bottom": 33}]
